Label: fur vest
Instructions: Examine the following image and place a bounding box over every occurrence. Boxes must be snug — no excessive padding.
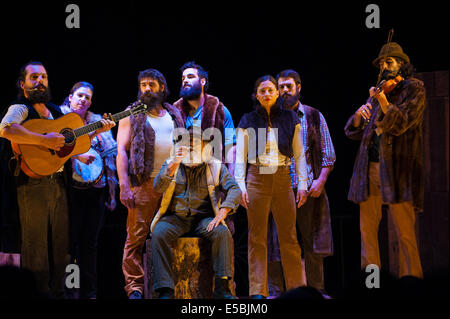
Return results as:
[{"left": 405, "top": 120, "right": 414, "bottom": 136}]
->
[
  {"left": 302, "top": 104, "right": 334, "bottom": 256},
  {"left": 129, "top": 102, "right": 184, "bottom": 186},
  {"left": 237, "top": 104, "right": 300, "bottom": 161},
  {"left": 303, "top": 105, "right": 323, "bottom": 179},
  {"left": 173, "top": 94, "right": 226, "bottom": 160}
]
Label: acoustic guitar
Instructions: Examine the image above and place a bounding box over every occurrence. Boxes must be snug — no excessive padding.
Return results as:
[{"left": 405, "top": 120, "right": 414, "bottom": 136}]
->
[{"left": 11, "top": 102, "right": 147, "bottom": 178}]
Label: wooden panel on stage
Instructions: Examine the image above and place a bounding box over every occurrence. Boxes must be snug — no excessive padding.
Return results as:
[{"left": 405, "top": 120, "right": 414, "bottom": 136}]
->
[{"left": 418, "top": 70, "right": 449, "bottom": 276}]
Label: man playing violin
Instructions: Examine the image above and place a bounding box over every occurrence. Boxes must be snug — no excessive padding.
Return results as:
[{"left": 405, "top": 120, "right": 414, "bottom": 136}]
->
[
  {"left": 0, "top": 62, "right": 114, "bottom": 298},
  {"left": 345, "top": 42, "right": 425, "bottom": 279}
]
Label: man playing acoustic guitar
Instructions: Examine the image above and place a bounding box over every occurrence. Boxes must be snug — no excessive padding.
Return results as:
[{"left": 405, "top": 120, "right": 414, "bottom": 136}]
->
[{"left": 0, "top": 61, "right": 114, "bottom": 298}]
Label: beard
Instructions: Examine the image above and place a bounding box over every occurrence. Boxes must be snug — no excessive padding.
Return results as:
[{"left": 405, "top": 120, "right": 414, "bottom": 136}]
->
[
  {"left": 139, "top": 91, "right": 165, "bottom": 110},
  {"left": 182, "top": 161, "right": 202, "bottom": 168},
  {"left": 380, "top": 69, "right": 398, "bottom": 81},
  {"left": 280, "top": 91, "right": 300, "bottom": 109},
  {"left": 26, "top": 84, "right": 51, "bottom": 104},
  {"left": 179, "top": 81, "right": 202, "bottom": 100},
  {"left": 181, "top": 152, "right": 202, "bottom": 167}
]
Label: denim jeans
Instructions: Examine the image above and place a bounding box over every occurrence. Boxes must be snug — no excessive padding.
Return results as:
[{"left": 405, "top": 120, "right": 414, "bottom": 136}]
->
[
  {"left": 295, "top": 192, "right": 329, "bottom": 291},
  {"left": 151, "top": 213, "right": 233, "bottom": 290},
  {"left": 17, "top": 174, "right": 70, "bottom": 297},
  {"left": 68, "top": 186, "right": 106, "bottom": 299}
]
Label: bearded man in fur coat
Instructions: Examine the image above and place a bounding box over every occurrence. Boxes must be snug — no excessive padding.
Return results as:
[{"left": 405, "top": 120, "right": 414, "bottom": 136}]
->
[
  {"left": 344, "top": 42, "right": 425, "bottom": 279},
  {"left": 174, "top": 62, "right": 236, "bottom": 176},
  {"left": 174, "top": 62, "right": 237, "bottom": 235}
]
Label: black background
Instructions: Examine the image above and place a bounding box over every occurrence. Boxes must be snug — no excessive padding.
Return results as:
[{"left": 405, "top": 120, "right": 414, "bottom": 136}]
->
[{"left": 1, "top": 1, "right": 448, "bottom": 298}]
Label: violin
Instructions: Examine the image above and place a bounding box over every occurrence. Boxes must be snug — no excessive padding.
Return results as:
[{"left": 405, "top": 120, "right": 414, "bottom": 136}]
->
[
  {"left": 372, "top": 74, "right": 404, "bottom": 96},
  {"left": 363, "top": 75, "right": 404, "bottom": 127},
  {"left": 370, "top": 75, "right": 404, "bottom": 102},
  {"left": 363, "top": 28, "right": 402, "bottom": 126}
]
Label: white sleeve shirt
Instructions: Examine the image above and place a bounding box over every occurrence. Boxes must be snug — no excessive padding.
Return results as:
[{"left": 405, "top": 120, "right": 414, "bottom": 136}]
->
[{"left": 234, "top": 123, "right": 308, "bottom": 193}]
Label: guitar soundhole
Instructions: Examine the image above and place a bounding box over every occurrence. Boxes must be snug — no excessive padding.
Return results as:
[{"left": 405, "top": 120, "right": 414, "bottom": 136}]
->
[
  {"left": 56, "top": 128, "right": 76, "bottom": 157},
  {"left": 61, "top": 128, "right": 75, "bottom": 145}
]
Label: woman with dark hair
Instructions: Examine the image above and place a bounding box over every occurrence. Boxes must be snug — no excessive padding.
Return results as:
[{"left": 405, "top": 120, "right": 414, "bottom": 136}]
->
[
  {"left": 61, "top": 81, "right": 118, "bottom": 299},
  {"left": 235, "top": 75, "right": 308, "bottom": 299}
]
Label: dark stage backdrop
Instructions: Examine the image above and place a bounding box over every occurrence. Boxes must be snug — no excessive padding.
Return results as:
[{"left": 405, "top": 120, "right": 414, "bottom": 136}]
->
[{"left": 0, "top": 1, "right": 448, "bottom": 298}]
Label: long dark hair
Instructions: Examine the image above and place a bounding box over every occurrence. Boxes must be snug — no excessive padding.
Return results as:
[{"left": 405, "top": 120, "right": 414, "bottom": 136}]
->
[
  {"left": 395, "top": 58, "right": 416, "bottom": 78},
  {"left": 137, "top": 68, "right": 170, "bottom": 101}
]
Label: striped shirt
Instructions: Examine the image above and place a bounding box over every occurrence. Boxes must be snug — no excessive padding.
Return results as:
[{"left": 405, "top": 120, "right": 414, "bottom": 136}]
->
[{"left": 289, "top": 102, "right": 336, "bottom": 190}]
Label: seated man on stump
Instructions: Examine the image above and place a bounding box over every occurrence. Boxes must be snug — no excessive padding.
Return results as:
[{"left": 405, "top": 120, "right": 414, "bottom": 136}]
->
[{"left": 150, "top": 126, "right": 241, "bottom": 299}]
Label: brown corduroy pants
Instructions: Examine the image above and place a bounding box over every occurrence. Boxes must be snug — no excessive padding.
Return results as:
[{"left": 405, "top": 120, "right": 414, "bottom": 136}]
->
[
  {"left": 122, "top": 177, "right": 162, "bottom": 296},
  {"left": 246, "top": 165, "right": 305, "bottom": 297},
  {"left": 359, "top": 162, "right": 423, "bottom": 278}
]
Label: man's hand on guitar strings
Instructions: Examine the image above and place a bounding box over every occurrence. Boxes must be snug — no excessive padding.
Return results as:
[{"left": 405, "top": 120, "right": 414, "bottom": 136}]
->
[{"left": 42, "top": 132, "right": 65, "bottom": 151}]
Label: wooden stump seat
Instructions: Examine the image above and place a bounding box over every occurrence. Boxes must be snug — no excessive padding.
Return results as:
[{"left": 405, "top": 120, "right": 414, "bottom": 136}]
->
[{"left": 143, "top": 237, "right": 214, "bottom": 299}]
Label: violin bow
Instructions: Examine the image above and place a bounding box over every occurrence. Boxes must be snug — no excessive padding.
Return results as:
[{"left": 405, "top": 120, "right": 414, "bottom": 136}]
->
[
  {"left": 376, "top": 28, "right": 395, "bottom": 86},
  {"left": 364, "top": 29, "right": 395, "bottom": 128}
]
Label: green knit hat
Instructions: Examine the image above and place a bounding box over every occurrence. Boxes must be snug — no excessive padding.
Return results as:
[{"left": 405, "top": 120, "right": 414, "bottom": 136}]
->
[{"left": 372, "top": 42, "right": 410, "bottom": 67}]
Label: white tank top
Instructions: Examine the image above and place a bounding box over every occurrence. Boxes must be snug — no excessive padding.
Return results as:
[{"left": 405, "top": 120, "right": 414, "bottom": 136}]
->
[{"left": 146, "top": 111, "right": 175, "bottom": 177}]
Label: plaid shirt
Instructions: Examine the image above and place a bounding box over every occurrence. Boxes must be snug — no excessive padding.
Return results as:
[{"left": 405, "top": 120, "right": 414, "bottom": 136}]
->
[{"left": 290, "top": 102, "right": 336, "bottom": 190}]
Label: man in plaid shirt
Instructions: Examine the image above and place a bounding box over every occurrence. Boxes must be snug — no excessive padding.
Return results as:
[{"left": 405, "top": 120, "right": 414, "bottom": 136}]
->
[{"left": 275, "top": 69, "right": 336, "bottom": 297}]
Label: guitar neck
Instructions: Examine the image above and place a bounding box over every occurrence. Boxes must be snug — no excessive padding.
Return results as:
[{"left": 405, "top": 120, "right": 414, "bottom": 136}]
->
[{"left": 73, "top": 109, "right": 132, "bottom": 138}]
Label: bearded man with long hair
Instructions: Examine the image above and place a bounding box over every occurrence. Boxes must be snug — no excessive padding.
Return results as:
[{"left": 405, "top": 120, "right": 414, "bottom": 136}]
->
[
  {"left": 116, "top": 68, "right": 185, "bottom": 299},
  {"left": 345, "top": 42, "right": 425, "bottom": 279}
]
